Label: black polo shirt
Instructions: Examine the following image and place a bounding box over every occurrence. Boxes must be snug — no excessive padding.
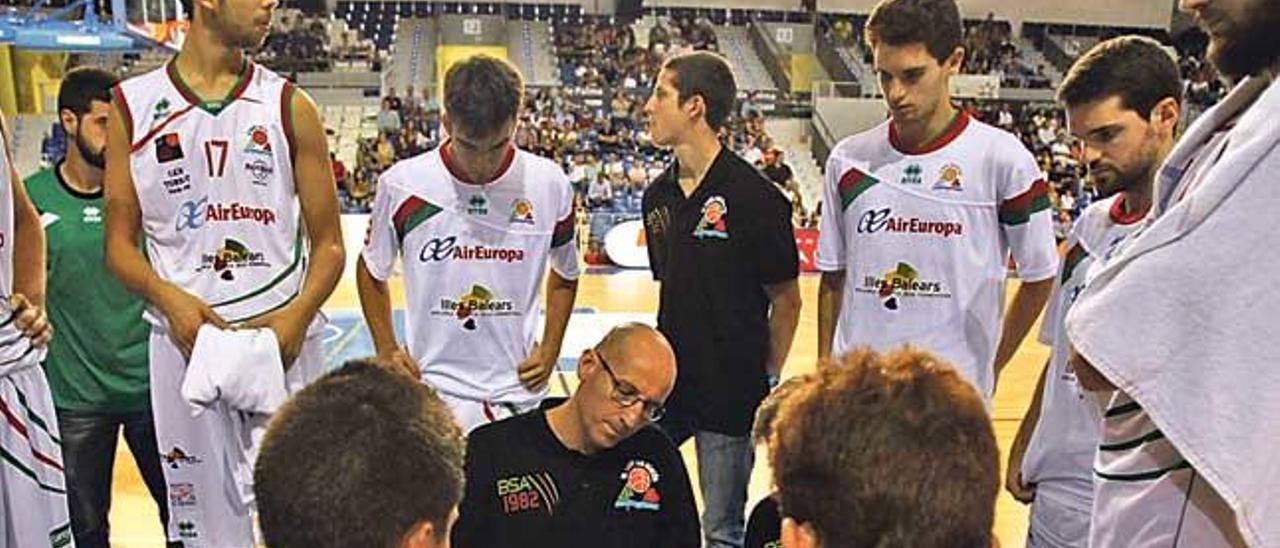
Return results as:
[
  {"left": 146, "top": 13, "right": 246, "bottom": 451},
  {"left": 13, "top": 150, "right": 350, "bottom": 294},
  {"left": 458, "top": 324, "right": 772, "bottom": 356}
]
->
[
  {"left": 451, "top": 400, "right": 700, "bottom": 548},
  {"left": 641, "top": 148, "right": 799, "bottom": 436}
]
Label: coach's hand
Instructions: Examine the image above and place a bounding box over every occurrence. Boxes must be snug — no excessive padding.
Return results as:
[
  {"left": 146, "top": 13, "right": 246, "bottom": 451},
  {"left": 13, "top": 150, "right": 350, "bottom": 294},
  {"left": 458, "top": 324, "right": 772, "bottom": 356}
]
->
[
  {"left": 156, "top": 285, "right": 229, "bottom": 359},
  {"left": 517, "top": 341, "right": 556, "bottom": 392},
  {"left": 376, "top": 347, "right": 420, "bottom": 380},
  {"left": 9, "top": 294, "right": 52, "bottom": 348},
  {"left": 240, "top": 307, "right": 309, "bottom": 369}
]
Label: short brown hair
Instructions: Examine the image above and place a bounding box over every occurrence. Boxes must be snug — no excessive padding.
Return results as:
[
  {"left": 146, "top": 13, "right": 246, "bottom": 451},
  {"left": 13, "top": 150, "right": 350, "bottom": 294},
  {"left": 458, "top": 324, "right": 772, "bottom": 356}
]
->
[
  {"left": 769, "top": 348, "right": 997, "bottom": 548},
  {"left": 662, "top": 51, "right": 738, "bottom": 131},
  {"left": 255, "top": 360, "right": 465, "bottom": 547},
  {"left": 1058, "top": 35, "right": 1182, "bottom": 117},
  {"left": 444, "top": 54, "right": 524, "bottom": 139},
  {"left": 864, "top": 0, "right": 963, "bottom": 63}
]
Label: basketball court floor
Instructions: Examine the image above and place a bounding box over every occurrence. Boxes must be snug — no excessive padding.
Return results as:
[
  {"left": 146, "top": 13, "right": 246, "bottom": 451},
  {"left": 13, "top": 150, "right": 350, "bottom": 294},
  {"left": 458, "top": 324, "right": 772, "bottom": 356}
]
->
[{"left": 104, "top": 268, "right": 1045, "bottom": 546}]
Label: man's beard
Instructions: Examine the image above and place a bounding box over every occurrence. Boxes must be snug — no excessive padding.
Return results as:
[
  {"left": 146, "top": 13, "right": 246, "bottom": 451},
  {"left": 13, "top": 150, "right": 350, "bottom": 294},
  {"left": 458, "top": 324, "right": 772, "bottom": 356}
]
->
[
  {"left": 75, "top": 132, "right": 105, "bottom": 169},
  {"left": 1204, "top": 0, "right": 1280, "bottom": 80}
]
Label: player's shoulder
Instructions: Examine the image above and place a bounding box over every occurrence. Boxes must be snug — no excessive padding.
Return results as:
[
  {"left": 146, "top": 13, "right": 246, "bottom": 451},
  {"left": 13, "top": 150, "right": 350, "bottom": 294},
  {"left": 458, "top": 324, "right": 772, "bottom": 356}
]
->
[
  {"left": 830, "top": 119, "right": 892, "bottom": 166},
  {"left": 1071, "top": 194, "right": 1122, "bottom": 247},
  {"left": 468, "top": 408, "right": 542, "bottom": 450},
  {"left": 965, "top": 117, "right": 1036, "bottom": 164}
]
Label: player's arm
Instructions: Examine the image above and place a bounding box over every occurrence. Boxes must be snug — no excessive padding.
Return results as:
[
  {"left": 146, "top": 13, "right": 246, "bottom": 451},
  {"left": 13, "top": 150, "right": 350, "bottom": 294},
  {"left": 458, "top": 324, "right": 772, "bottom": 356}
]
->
[
  {"left": 817, "top": 270, "right": 845, "bottom": 362},
  {"left": 519, "top": 204, "right": 580, "bottom": 391},
  {"left": 103, "top": 92, "right": 228, "bottom": 357},
  {"left": 765, "top": 279, "right": 800, "bottom": 379},
  {"left": 1006, "top": 358, "right": 1048, "bottom": 503},
  {"left": 355, "top": 255, "right": 416, "bottom": 378},
  {"left": 2, "top": 116, "right": 51, "bottom": 345},
  {"left": 815, "top": 156, "right": 847, "bottom": 362},
  {"left": 992, "top": 277, "right": 1053, "bottom": 381},
  {"left": 241, "top": 88, "right": 345, "bottom": 366},
  {"left": 1069, "top": 346, "right": 1116, "bottom": 392}
]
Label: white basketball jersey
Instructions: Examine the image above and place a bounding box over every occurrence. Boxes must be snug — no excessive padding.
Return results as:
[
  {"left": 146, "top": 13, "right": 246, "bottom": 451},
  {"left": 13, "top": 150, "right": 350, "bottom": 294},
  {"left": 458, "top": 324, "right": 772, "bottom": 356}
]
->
[
  {"left": 363, "top": 143, "right": 579, "bottom": 405},
  {"left": 817, "top": 112, "right": 1058, "bottom": 399},
  {"left": 1021, "top": 194, "right": 1143, "bottom": 509},
  {"left": 0, "top": 125, "right": 12, "bottom": 297},
  {"left": 116, "top": 62, "right": 304, "bottom": 324}
]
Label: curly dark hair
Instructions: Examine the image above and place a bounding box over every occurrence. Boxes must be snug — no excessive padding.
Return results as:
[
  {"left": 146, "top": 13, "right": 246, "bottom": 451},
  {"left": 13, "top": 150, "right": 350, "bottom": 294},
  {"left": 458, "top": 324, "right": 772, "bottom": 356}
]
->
[{"left": 769, "top": 347, "right": 997, "bottom": 548}]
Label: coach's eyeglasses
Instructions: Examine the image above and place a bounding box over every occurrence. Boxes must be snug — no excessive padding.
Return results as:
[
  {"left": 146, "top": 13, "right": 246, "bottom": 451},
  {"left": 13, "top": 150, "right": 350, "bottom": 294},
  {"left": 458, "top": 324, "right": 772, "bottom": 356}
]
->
[{"left": 594, "top": 348, "right": 666, "bottom": 422}]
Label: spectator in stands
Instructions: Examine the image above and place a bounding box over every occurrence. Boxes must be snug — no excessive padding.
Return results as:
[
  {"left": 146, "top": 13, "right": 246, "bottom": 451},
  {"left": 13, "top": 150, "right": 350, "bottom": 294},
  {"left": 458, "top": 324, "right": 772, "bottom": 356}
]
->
[
  {"left": 330, "top": 151, "right": 346, "bottom": 193},
  {"left": 769, "top": 348, "right": 999, "bottom": 548},
  {"left": 377, "top": 97, "right": 402, "bottom": 140},
  {"left": 255, "top": 360, "right": 465, "bottom": 548},
  {"left": 587, "top": 171, "right": 615, "bottom": 210},
  {"left": 761, "top": 149, "right": 794, "bottom": 190}
]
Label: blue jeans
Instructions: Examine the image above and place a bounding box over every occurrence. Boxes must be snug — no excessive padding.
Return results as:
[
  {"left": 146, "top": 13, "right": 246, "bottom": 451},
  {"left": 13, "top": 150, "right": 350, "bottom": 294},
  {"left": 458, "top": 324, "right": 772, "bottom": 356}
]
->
[
  {"left": 660, "top": 412, "right": 754, "bottom": 548},
  {"left": 57, "top": 408, "right": 174, "bottom": 548}
]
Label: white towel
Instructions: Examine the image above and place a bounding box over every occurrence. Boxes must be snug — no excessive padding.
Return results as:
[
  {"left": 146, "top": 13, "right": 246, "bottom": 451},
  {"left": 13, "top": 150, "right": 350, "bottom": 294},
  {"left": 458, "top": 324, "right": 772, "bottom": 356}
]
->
[
  {"left": 1065, "top": 74, "right": 1280, "bottom": 547},
  {"left": 182, "top": 325, "right": 288, "bottom": 416},
  {"left": 182, "top": 324, "right": 289, "bottom": 507}
]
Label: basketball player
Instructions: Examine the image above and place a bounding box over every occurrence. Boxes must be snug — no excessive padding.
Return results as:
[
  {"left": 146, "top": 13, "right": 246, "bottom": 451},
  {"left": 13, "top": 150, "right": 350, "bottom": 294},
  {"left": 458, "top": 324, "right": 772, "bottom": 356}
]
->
[
  {"left": 103, "top": 0, "right": 346, "bottom": 543},
  {"left": 1004, "top": 36, "right": 1182, "bottom": 548},
  {"left": 1066, "top": 0, "right": 1280, "bottom": 545},
  {"left": 816, "top": 0, "right": 1057, "bottom": 400},
  {"left": 0, "top": 112, "right": 73, "bottom": 545},
  {"left": 357, "top": 54, "right": 579, "bottom": 434},
  {"left": 25, "top": 66, "right": 172, "bottom": 548}
]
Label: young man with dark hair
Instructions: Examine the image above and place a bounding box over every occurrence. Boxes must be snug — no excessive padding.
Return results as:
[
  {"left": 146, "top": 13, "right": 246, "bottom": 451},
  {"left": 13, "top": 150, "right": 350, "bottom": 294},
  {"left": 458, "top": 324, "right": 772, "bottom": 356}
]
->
[
  {"left": 1066, "top": 0, "right": 1280, "bottom": 545},
  {"left": 770, "top": 348, "right": 999, "bottom": 548},
  {"left": 24, "top": 66, "right": 172, "bottom": 548},
  {"left": 255, "top": 359, "right": 465, "bottom": 548},
  {"left": 0, "top": 107, "right": 71, "bottom": 547},
  {"left": 103, "top": 0, "right": 346, "bottom": 541},
  {"left": 1004, "top": 35, "right": 1182, "bottom": 548},
  {"left": 817, "top": 0, "right": 1057, "bottom": 402},
  {"left": 357, "top": 54, "right": 579, "bottom": 434},
  {"left": 451, "top": 323, "right": 699, "bottom": 547},
  {"left": 641, "top": 50, "right": 802, "bottom": 548}
]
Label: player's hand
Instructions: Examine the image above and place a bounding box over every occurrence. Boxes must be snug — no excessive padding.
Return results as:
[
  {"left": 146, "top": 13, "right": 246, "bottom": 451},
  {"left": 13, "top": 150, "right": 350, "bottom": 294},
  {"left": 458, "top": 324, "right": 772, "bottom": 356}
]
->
[
  {"left": 155, "top": 285, "right": 229, "bottom": 359},
  {"left": 239, "top": 307, "right": 310, "bottom": 369},
  {"left": 375, "top": 346, "right": 419, "bottom": 380},
  {"left": 517, "top": 341, "right": 556, "bottom": 392},
  {"left": 1005, "top": 454, "right": 1035, "bottom": 504},
  {"left": 8, "top": 294, "right": 52, "bottom": 347}
]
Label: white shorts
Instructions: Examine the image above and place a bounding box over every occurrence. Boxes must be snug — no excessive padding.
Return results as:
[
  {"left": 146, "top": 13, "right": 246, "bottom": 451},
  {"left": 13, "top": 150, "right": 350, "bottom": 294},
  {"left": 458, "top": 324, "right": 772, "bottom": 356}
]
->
[
  {"left": 1027, "top": 488, "right": 1090, "bottom": 548},
  {"left": 0, "top": 365, "right": 73, "bottom": 547},
  {"left": 436, "top": 391, "right": 540, "bottom": 435},
  {"left": 150, "top": 324, "right": 325, "bottom": 547}
]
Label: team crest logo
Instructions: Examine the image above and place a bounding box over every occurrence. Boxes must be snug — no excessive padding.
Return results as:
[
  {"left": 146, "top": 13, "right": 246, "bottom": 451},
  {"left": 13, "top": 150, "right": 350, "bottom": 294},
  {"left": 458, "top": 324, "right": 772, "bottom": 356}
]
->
[
  {"left": 614, "top": 460, "right": 661, "bottom": 511},
  {"left": 855, "top": 261, "right": 950, "bottom": 310},
  {"left": 510, "top": 198, "right": 535, "bottom": 224},
  {"left": 691, "top": 196, "right": 728, "bottom": 239},
  {"left": 900, "top": 163, "right": 923, "bottom": 185},
  {"left": 244, "top": 125, "right": 273, "bottom": 155},
  {"left": 153, "top": 98, "right": 172, "bottom": 121},
  {"left": 162, "top": 447, "right": 202, "bottom": 469},
  {"left": 466, "top": 194, "right": 489, "bottom": 216},
  {"left": 155, "top": 133, "right": 184, "bottom": 163},
  {"left": 933, "top": 163, "right": 963, "bottom": 191}
]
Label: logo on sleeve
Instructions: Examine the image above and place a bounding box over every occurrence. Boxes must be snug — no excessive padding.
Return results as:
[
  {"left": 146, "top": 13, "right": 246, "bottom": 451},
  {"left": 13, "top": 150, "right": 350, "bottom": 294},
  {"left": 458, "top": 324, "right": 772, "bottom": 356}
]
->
[
  {"left": 691, "top": 196, "right": 728, "bottom": 240},
  {"left": 614, "top": 460, "right": 662, "bottom": 511},
  {"left": 497, "top": 472, "right": 559, "bottom": 516}
]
